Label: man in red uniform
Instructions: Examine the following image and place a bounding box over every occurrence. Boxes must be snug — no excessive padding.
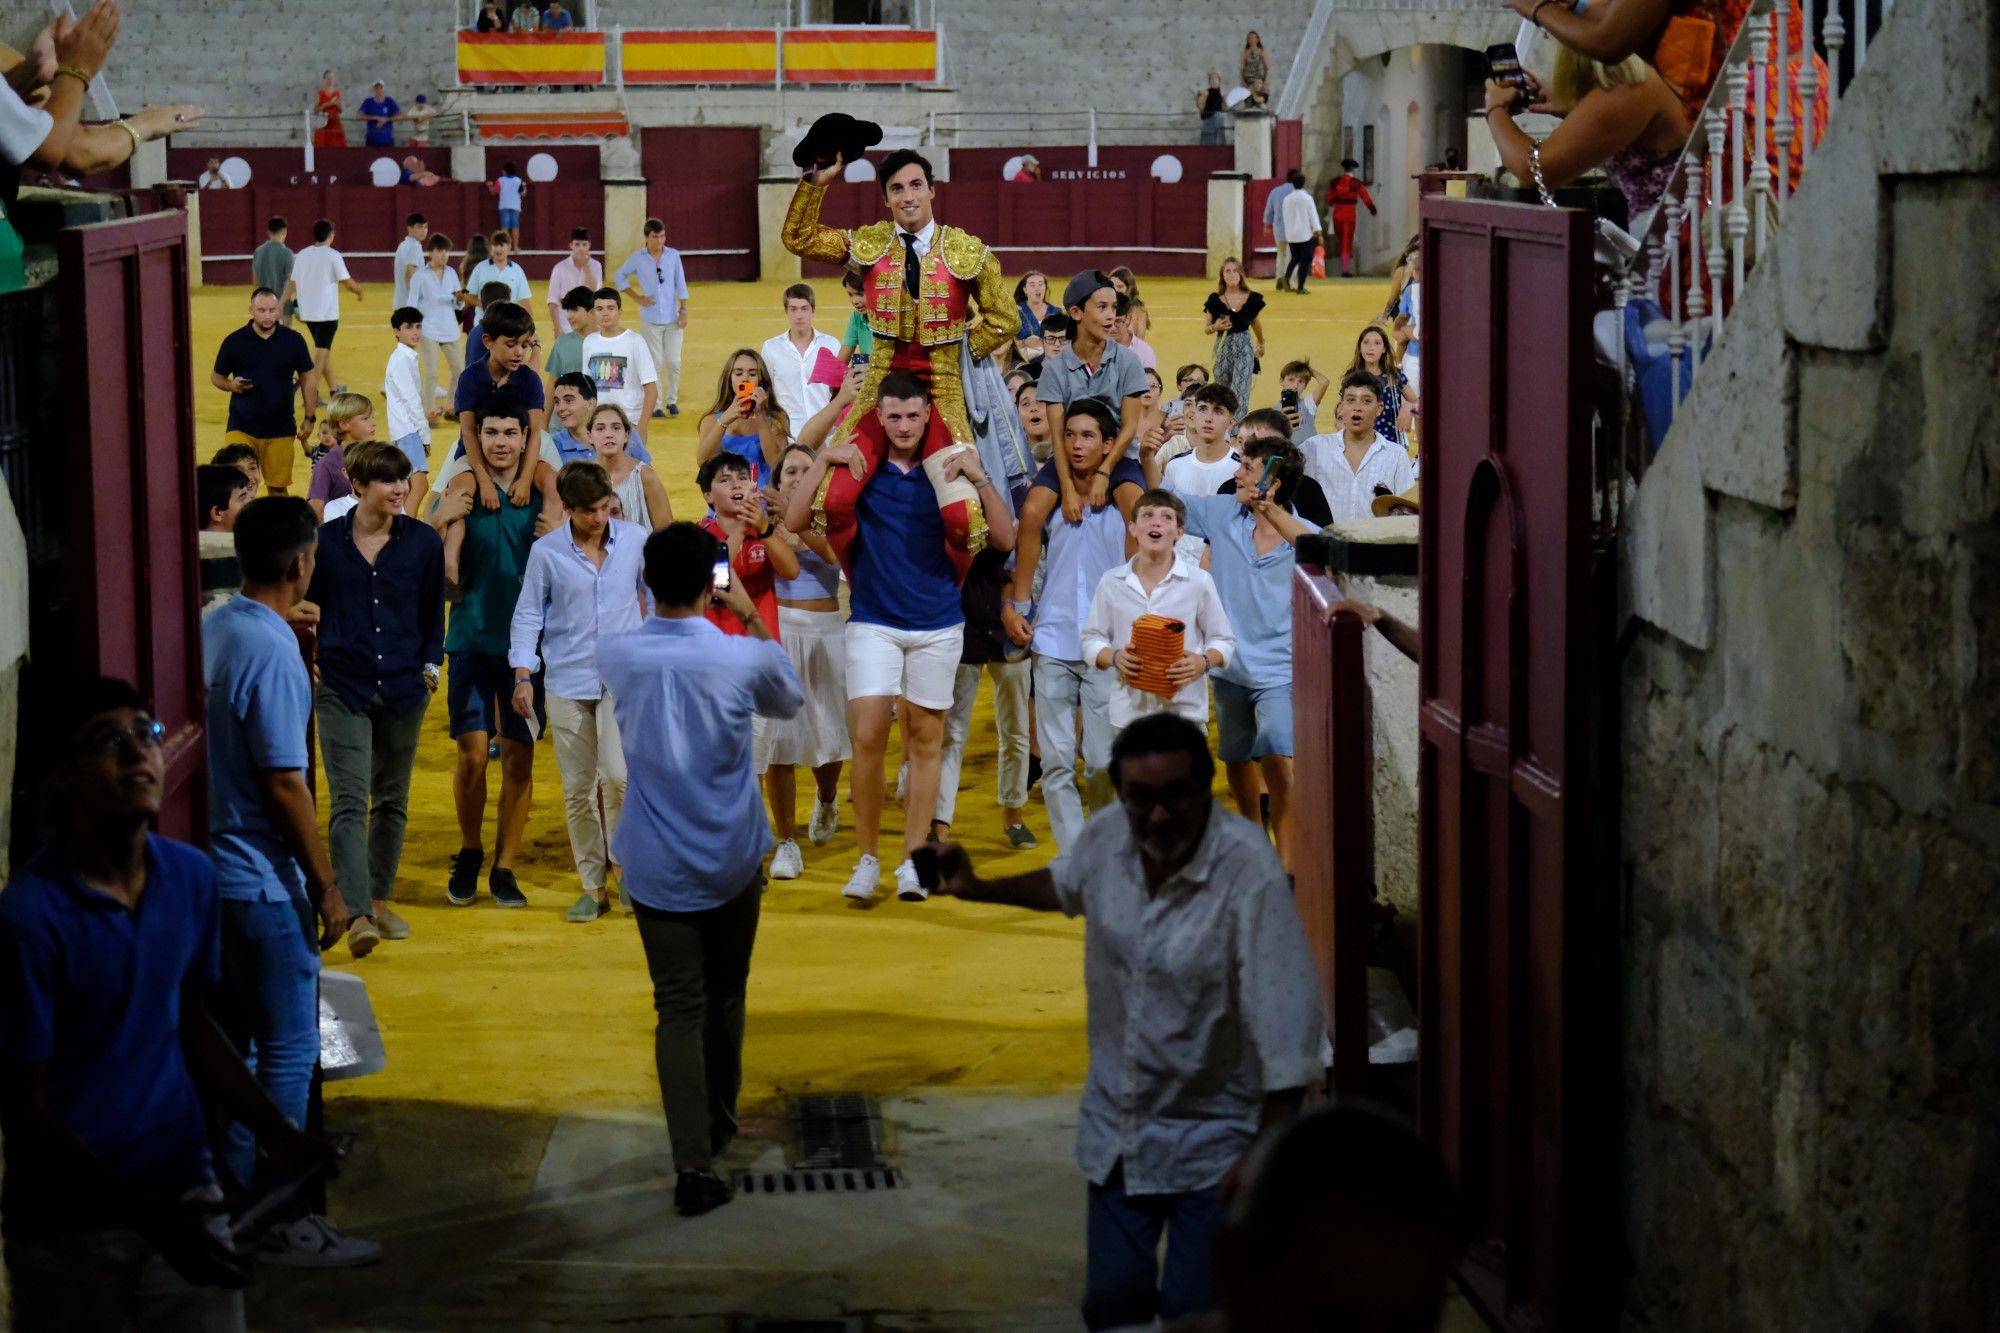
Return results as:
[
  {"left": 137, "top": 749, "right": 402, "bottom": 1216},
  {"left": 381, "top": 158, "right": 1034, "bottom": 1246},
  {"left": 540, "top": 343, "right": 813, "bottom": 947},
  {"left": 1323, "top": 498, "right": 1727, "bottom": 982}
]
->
[{"left": 1324, "top": 158, "right": 1378, "bottom": 277}]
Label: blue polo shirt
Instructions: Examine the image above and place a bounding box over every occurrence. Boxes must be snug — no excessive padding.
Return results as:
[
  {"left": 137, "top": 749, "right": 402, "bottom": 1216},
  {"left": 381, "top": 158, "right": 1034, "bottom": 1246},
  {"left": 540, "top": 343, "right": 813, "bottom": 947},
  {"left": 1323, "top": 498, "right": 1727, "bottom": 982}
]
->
[
  {"left": 202, "top": 595, "right": 312, "bottom": 902},
  {"left": 0, "top": 836, "right": 221, "bottom": 1240},
  {"left": 452, "top": 358, "right": 546, "bottom": 458},
  {"left": 848, "top": 460, "right": 962, "bottom": 632},
  {"left": 1183, "top": 495, "right": 1296, "bottom": 690}
]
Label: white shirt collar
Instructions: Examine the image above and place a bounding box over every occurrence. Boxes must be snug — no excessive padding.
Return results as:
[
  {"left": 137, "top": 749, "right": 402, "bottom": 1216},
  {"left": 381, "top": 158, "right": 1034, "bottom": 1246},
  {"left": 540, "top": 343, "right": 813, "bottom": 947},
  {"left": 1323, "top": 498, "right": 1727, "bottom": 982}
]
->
[
  {"left": 899, "top": 219, "right": 938, "bottom": 250},
  {"left": 1118, "top": 553, "right": 1192, "bottom": 593}
]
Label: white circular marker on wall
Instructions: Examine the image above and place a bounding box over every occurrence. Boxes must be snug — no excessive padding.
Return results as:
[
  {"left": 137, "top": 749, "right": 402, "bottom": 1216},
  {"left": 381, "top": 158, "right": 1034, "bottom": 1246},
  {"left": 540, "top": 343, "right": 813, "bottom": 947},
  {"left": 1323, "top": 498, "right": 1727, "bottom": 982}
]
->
[
  {"left": 1001, "top": 155, "right": 1025, "bottom": 180},
  {"left": 368, "top": 157, "right": 399, "bottom": 187},
  {"left": 842, "top": 157, "right": 876, "bottom": 183},
  {"left": 526, "top": 152, "right": 559, "bottom": 182},
  {"left": 1150, "top": 155, "right": 1184, "bottom": 184},
  {"left": 220, "top": 156, "right": 252, "bottom": 189}
]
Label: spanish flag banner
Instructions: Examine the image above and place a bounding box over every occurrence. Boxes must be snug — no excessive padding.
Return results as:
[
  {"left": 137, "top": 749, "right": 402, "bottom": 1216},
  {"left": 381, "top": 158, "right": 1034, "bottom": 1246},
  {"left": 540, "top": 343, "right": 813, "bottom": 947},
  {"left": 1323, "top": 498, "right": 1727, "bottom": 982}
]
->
[
  {"left": 782, "top": 29, "right": 937, "bottom": 84},
  {"left": 457, "top": 32, "right": 607, "bottom": 87},
  {"left": 620, "top": 29, "right": 780, "bottom": 85}
]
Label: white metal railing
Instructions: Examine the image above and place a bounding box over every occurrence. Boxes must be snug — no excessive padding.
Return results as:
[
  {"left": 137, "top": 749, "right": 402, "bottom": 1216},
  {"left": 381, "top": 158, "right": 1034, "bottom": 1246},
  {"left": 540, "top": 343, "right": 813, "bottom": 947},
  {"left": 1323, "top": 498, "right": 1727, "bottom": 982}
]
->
[{"left": 1623, "top": 0, "right": 1894, "bottom": 445}]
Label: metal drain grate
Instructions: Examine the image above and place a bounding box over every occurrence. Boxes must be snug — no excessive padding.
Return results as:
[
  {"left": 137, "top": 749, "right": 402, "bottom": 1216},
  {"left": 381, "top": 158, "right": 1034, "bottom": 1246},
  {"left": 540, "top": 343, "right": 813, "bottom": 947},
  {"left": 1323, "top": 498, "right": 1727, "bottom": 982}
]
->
[
  {"left": 788, "top": 1091, "right": 888, "bottom": 1170},
  {"left": 732, "top": 1167, "right": 904, "bottom": 1194}
]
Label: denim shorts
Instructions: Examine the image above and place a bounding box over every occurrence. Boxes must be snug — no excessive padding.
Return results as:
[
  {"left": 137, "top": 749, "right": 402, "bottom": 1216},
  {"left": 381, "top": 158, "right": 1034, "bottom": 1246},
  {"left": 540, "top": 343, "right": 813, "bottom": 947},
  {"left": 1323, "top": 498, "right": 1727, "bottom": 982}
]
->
[
  {"left": 447, "top": 651, "right": 545, "bottom": 742},
  {"left": 1212, "top": 678, "right": 1293, "bottom": 762},
  {"left": 393, "top": 430, "right": 429, "bottom": 473}
]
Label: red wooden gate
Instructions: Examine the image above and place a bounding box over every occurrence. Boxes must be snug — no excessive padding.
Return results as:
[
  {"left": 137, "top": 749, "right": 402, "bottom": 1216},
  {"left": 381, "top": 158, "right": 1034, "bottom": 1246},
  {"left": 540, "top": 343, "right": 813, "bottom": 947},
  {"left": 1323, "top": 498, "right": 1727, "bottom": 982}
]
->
[
  {"left": 641, "top": 126, "right": 761, "bottom": 281},
  {"left": 1415, "top": 196, "right": 1617, "bottom": 1329},
  {"left": 58, "top": 210, "right": 206, "bottom": 842}
]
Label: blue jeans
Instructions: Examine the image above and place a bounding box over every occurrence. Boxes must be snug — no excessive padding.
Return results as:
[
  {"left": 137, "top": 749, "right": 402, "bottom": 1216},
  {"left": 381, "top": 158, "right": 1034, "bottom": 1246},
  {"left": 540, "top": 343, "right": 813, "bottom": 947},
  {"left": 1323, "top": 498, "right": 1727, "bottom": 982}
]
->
[
  {"left": 218, "top": 896, "right": 320, "bottom": 1194},
  {"left": 1082, "top": 1163, "right": 1225, "bottom": 1329},
  {"left": 498, "top": 208, "right": 521, "bottom": 234}
]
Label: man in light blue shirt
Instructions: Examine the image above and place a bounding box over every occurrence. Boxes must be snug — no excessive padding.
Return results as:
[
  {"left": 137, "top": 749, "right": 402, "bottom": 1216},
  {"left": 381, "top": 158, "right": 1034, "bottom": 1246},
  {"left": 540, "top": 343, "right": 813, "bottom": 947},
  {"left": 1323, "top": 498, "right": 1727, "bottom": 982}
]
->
[
  {"left": 1263, "top": 171, "right": 1296, "bottom": 291},
  {"left": 1180, "top": 439, "right": 1315, "bottom": 874},
  {"left": 203, "top": 497, "right": 379, "bottom": 1265},
  {"left": 596, "top": 522, "right": 801, "bottom": 1218},
  {"left": 465, "top": 230, "right": 533, "bottom": 306},
  {"left": 612, "top": 219, "right": 688, "bottom": 417},
  {"left": 508, "top": 462, "right": 651, "bottom": 922}
]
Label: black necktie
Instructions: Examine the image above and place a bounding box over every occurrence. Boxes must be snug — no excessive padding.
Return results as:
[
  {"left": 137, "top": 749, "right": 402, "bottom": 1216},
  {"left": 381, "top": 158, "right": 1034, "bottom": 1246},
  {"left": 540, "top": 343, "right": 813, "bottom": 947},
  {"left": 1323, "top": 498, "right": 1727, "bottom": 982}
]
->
[{"left": 901, "top": 232, "right": 921, "bottom": 297}]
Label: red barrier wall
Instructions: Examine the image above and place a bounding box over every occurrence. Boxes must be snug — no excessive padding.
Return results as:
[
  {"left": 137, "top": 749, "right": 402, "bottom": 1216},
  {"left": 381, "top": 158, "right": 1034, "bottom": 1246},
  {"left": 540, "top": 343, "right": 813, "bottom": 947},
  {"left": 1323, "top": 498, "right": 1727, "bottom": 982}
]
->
[
  {"left": 949, "top": 145, "right": 1235, "bottom": 183},
  {"left": 640, "top": 127, "right": 761, "bottom": 281},
  {"left": 169, "top": 146, "right": 457, "bottom": 185},
  {"left": 800, "top": 178, "right": 1210, "bottom": 278}
]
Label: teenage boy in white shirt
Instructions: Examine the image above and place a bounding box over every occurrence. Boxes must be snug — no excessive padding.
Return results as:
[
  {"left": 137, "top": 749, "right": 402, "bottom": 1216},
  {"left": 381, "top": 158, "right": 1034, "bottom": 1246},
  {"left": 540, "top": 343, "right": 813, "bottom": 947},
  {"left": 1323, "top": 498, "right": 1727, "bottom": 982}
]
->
[
  {"left": 383, "top": 306, "right": 436, "bottom": 514},
  {"left": 1081, "top": 488, "right": 1235, "bottom": 732},
  {"left": 581, "top": 288, "right": 660, "bottom": 452},
  {"left": 409, "top": 233, "right": 464, "bottom": 408},
  {"left": 1299, "top": 370, "right": 1414, "bottom": 523},
  {"left": 281, "top": 219, "right": 363, "bottom": 397},
  {"left": 759, "top": 282, "right": 840, "bottom": 426},
  {"left": 545, "top": 228, "right": 603, "bottom": 334},
  {"left": 1150, "top": 382, "right": 1240, "bottom": 564},
  {"left": 393, "top": 212, "right": 428, "bottom": 310}
]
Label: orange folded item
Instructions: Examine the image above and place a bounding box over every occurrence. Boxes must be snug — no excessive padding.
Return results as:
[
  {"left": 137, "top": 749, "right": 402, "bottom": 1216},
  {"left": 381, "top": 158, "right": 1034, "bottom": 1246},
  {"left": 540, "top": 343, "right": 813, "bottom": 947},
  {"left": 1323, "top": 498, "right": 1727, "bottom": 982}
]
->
[{"left": 1129, "top": 614, "right": 1185, "bottom": 698}]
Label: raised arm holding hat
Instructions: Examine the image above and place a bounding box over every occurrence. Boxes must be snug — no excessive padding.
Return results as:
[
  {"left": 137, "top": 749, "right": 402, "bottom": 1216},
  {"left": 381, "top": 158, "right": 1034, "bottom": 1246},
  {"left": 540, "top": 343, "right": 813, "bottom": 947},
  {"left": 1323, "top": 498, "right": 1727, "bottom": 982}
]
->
[{"left": 781, "top": 120, "right": 1019, "bottom": 582}]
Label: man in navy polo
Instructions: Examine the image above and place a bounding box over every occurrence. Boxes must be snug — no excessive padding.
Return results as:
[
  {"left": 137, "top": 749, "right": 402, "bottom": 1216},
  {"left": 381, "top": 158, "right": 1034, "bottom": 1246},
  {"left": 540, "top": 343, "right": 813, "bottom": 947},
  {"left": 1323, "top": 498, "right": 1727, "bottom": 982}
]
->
[{"left": 0, "top": 676, "right": 340, "bottom": 1327}]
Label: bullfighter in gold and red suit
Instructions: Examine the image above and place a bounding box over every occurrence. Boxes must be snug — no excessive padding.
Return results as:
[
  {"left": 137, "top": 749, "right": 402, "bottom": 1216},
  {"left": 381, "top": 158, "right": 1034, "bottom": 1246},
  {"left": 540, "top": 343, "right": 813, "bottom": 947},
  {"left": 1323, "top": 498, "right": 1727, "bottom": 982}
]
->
[{"left": 781, "top": 119, "right": 1018, "bottom": 582}]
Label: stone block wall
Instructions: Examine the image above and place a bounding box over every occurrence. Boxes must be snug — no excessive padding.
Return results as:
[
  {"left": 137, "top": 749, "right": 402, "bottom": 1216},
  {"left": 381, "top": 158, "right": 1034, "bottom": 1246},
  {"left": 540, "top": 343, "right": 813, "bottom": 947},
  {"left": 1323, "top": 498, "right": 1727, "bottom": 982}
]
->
[{"left": 1618, "top": 0, "right": 2000, "bottom": 1325}]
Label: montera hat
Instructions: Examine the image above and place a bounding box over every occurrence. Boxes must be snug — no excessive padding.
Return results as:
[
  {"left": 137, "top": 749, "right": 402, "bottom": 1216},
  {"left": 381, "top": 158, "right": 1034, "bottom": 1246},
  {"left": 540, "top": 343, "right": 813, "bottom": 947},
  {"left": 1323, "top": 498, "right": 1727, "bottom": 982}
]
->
[{"left": 794, "top": 113, "right": 884, "bottom": 173}]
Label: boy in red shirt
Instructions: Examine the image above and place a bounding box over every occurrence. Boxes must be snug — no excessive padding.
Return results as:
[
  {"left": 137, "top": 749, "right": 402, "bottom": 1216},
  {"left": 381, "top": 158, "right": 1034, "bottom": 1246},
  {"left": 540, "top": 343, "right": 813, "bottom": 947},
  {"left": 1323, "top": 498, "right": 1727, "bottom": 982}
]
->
[
  {"left": 697, "top": 454, "right": 799, "bottom": 639},
  {"left": 1324, "top": 159, "right": 1378, "bottom": 277}
]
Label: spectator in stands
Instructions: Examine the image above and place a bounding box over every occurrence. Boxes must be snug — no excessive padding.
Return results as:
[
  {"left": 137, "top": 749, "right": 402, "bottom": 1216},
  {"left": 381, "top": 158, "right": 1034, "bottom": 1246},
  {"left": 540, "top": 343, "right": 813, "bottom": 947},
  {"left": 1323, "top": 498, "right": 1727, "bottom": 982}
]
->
[
  {"left": 596, "top": 523, "right": 802, "bottom": 1218},
  {"left": 204, "top": 497, "right": 380, "bottom": 1266},
  {"left": 1008, "top": 153, "right": 1041, "bottom": 183},
  {"left": 1484, "top": 50, "right": 1689, "bottom": 225},
  {"left": 475, "top": 2, "right": 504, "bottom": 32},
  {"left": 1083, "top": 487, "right": 1234, "bottom": 732},
  {"left": 1277, "top": 358, "right": 1330, "bottom": 443},
  {"left": 1107, "top": 267, "right": 1150, "bottom": 341},
  {"left": 308, "top": 441, "right": 442, "bottom": 958},
  {"left": 545, "top": 285, "right": 594, "bottom": 393},
  {"left": 1347, "top": 324, "right": 1415, "bottom": 442},
  {"left": 1198, "top": 1101, "right": 1459, "bottom": 1333},
  {"left": 410, "top": 233, "right": 463, "bottom": 411},
  {"left": 1195, "top": 71, "right": 1227, "bottom": 146},
  {"left": 508, "top": 2, "right": 541, "bottom": 33},
  {"left": 756, "top": 438, "right": 852, "bottom": 866},
  {"left": 0, "top": 676, "right": 344, "bottom": 1327},
  {"left": 1240, "top": 30, "right": 1270, "bottom": 105},
  {"left": 1040, "top": 270, "right": 1147, "bottom": 524},
  {"left": 926, "top": 711, "right": 1324, "bottom": 1332},
  {"left": 612, "top": 218, "right": 687, "bottom": 418},
  {"left": 359, "top": 82, "right": 397, "bottom": 148},
  {"left": 779, "top": 372, "right": 1012, "bottom": 902},
  {"left": 1203, "top": 257, "right": 1265, "bottom": 421},
  {"left": 492, "top": 161, "right": 526, "bottom": 234},
  {"left": 587, "top": 403, "right": 671, "bottom": 529},
  {"left": 695, "top": 348, "right": 786, "bottom": 488},
  {"left": 252, "top": 217, "right": 293, "bottom": 326},
  {"left": 213, "top": 288, "right": 319, "bottom": 497},
  {"left": 541, "top": 0, "right": 575, "bottom": 30},
  {"left": 433, "top": 399, "right": 547, "bottom": 909},
  {"left": 1014, "top": 269, "right": 1052, "bottom": 363},
  {"left": 1183, "top": 440, "right": 1316, "bottom": 870},
  {"left": 583, "top": 288, "right": 660, "bottom": 457},
  {"left": 406, "top": 94, "right": 433, "bottom": 147},
  {"left": 1300, "top": 371, "right": 1414, "bottom": 523},
  {"left": 313, "top": 70, "right": 343, "bottom": 147},
  {"left": 393, "top": 213, "right": 427, "bottom": 312},
  {"left": 546, "top": 227, "right": 602, "bottom": 338},
  {"left": 509, "top": 460, "right": 649, "bottom": 922},
  {"left": 1002, "top": 397, "right": 1145, "bottom": 852},
  {"left": 467, "top": 228, "right": 532, "bottom": 307},
  {"left": 1279, "top": 174, "right": 1323, "bottom": 294},
  {"left": 760, "top": 282, "right": 840, "bottom": 427},
  {"left": 196, "top": 155, "right": 226, "bottom": 189},
  {"left": 383, "top": 306, "right": 435, "bottom": 512},
  {"left": 198, "top": 463, "right": 254, "bottom": 534},
  {"left": 397, "top": 155, "right": 438, "bottom": 187},
  {"left": 547, "top": 369, "right": 598, "bottom": 463},
  {"left": 1324, "top": 160, "right": 1376, "bottom": 278},
  {"left": 282, "top": 220, "right": 362, "bottom": 402}
]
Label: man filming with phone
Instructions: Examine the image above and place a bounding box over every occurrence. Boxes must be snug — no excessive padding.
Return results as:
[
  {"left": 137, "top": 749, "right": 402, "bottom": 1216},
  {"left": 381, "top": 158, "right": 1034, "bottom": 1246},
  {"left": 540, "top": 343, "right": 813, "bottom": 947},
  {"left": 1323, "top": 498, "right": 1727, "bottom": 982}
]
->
[{"left": 596, "top": 523, "right": 802, "bottom": 1219}]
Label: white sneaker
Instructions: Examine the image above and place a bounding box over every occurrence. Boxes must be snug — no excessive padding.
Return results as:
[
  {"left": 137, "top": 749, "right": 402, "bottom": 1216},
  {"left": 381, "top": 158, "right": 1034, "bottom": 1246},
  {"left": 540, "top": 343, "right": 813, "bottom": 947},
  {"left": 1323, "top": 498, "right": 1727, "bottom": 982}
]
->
[
  {"left": 808, "top": 799, "right": 840, "bottom": 846},
  {"left": 258, "top": 1213, "right": 383, "bottom": 1268},
  {"left": 894, "top": 858, "right": 928, "bottom": 902},
  {"left": 770, "top": 839, "right": 803, "bottom": 880},
  {"left": 842, "top": 854, "right": 881, "bottom": 900},
  {"left": 894, "top": 762, "right": 908, "bottom": 803}
]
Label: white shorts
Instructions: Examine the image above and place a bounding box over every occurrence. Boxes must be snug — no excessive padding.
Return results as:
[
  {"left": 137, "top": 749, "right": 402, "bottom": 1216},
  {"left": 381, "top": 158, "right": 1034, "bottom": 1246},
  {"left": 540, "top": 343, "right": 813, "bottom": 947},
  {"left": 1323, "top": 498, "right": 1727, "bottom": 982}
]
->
[{"left": 844, "top": 620, "right": 962, "bottom": 711}]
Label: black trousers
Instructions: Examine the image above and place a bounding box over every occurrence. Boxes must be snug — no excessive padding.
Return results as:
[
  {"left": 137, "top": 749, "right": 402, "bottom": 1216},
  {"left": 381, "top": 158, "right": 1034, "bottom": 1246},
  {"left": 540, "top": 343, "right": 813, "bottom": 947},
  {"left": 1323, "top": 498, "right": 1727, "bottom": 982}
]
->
[
  {"left": 633, "top": 875, "right": 763, "bottom": 1171},
  {"left": 1283, "top": 239, "right": 1317, "bottom": 291}
]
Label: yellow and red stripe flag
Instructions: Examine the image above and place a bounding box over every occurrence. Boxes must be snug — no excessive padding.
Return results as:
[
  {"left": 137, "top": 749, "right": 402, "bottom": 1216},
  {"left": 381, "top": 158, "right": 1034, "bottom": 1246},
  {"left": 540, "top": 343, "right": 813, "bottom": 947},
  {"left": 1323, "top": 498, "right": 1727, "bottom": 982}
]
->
[
  {"left": 782, "top": 29, "right": 936, "bottom": 84},
  {"left": 620, "top": 29, "right": 780, "bottom": 85},
  {"left": 456, "top": 32, "right": 606, "bottom": 87}
]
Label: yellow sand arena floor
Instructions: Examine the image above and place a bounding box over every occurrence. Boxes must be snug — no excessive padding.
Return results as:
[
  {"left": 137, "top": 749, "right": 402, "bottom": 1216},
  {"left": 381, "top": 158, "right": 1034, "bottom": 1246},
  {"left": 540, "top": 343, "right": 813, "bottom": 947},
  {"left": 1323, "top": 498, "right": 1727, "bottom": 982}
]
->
[{"left": 186, "top": 267, "right": 1390, "bottom": 1161}]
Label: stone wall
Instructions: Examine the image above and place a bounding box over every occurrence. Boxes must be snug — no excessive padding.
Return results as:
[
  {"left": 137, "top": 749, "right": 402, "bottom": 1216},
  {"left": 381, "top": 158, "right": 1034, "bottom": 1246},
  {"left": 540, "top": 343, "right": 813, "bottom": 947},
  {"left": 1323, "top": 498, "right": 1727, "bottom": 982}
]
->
[{"left": 1617, "top": 0, "right": 2000, "bottom": 1325}]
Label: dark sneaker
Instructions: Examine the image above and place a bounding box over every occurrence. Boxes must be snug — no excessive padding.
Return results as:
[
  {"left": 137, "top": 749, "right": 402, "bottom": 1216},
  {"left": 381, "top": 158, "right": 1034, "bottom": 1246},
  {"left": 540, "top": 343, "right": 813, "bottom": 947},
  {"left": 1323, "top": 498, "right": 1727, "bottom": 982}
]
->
[
  {"left": 667, "top": 403, "right": 680, "bottom": 417},
  {"left": 1004, "top": 823, "right": 1039, "bottom": 850},
  {"left": 673, "top": 1169, "right": 733, "bottom": 1217},
  {"left": 446, "top": 849, "right": 484, "bottom": 905},
  {"left": 489, "top": 868, "right": 527, "bottom": 908}
]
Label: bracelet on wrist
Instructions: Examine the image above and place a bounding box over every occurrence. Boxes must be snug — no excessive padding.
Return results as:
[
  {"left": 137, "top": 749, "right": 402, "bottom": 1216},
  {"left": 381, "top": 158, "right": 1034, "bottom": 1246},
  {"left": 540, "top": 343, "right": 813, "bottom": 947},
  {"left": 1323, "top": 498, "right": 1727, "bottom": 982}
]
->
[
  {"left": 53, "top": 64, "right": 90, "bottom": 87},
  {"left": 113, "top": 119, "right": 144, "bottom": 154}
]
